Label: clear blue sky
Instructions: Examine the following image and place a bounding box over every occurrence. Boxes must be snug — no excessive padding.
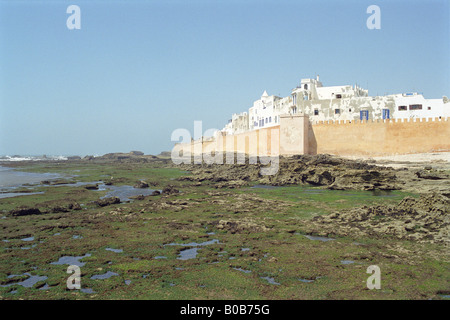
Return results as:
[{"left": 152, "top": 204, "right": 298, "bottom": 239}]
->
[{"left": 1, "top": 0, "right": 449, "bottom": 156}]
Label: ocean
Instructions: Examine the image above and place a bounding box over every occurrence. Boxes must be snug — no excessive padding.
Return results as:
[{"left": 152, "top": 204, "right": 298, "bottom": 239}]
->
[{"left": 0, "top": 155, "right": 68, "bottom": 162}]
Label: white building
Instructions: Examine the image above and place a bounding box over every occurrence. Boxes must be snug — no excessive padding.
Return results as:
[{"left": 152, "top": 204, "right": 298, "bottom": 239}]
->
[
  {"left": 221, "top": 76, "right": 450, "bottom": 134},
  {"left": 391, "top": 93, "right": 449, "bottom": 120}
]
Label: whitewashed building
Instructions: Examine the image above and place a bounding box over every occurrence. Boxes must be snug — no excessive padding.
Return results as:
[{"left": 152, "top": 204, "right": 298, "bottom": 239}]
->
[{"left": 221, "top": 76, "right": 450, "bottom": 134}]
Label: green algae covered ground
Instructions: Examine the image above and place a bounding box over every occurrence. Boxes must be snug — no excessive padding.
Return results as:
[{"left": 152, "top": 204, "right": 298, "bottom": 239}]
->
[{"left": 0, "top": 161, "right": 448, "bottom": 300}]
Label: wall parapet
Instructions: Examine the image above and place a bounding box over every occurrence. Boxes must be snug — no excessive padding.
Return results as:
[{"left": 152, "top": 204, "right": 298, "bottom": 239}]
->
[{"left": 311, "top": 117, "right": 448, "bottom": 126}]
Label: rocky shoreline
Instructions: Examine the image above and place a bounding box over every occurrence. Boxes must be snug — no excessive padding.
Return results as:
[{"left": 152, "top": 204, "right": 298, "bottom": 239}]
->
[
  {"left": 174, "top": 153, "right": 449, "bottom": 246},
  {"left": 2, "top": 152, "right": 449, "bottom": 246}
]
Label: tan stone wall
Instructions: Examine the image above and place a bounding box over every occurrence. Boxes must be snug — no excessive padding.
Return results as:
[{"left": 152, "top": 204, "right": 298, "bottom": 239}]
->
[
  {"left": 172, "top": 117, "right": 449, "bottom": 159},
  {"left": 215, "top": 126, "right": 280, "bottom": 156},
  {"left": 279, "top": 114, "right": 309, "bottom": 155},
  {"left": 311, "top": 117, "right": 450, "bottom": 156}
]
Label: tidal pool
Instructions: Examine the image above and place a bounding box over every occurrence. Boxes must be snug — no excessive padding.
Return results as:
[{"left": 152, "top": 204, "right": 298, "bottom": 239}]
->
[
  {"left": 303, "top": 235, "right": 335, "bottom": 242},
  {"left": 50, "top": 253, "right": 92, "bottom": 267},
  {"left": 105, "top": 247, "right": 123, "bottom": 253},
  {"left": 90, "top": 271, "right": 119, "bottom": 280},
  {"left": 0, "top": 273, "right": 48, "bottom": 288},
  {"left": 261, "top": 277, "right": 280, "bottom": 285},
  {"left": 233, "top": 267, "right": 251, "bottom": 274},
  {"left": 177, "top": 248, "right": 199, "bottom": 260}
]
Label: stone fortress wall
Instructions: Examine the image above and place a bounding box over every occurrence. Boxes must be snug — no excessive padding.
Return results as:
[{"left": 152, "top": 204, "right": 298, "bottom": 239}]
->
[
  {"left": 172, "top": 76, "right": 450, "bottom": 159},
  {"left": 173, "top": 114, "right": 449, "bottom": 158}
]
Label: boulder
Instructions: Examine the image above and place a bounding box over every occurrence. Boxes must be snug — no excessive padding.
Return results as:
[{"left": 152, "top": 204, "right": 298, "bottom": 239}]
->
[
  {"left": 162, "top": 185, "right": 179, "bottom": 195},
  {"left": 95, "top": 197, "right": 120, "bottom": 207},
  {"left": 134, "top": 180, "right": 149, "bottom": 188},
  {"left": 9, "top": 207, "right": 41, "bottom": 216}
]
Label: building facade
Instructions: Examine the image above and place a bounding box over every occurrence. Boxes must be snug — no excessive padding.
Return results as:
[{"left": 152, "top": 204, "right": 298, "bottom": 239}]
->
[{"left": 221, "top": 76, "right": 450, "bottom": 134}]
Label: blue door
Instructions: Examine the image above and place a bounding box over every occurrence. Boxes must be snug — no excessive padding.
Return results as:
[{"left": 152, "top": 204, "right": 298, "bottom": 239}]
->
[
  {"left": 382, "top": 109, "right": 390, "bottom": 119},
  {"left": 360, "top": 110, "right": 369, "bottom": 120}
]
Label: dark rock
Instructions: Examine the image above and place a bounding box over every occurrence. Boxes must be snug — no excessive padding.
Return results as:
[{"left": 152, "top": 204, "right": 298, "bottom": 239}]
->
[
  {"left": 51, "top": 206, "right": 70, "bottom": 213},
  {"left": 134, "top": 180, "right": 149, "bottom": 188},
  {"left": 95, "top": 197, "right": 120, "bottom": 207},
  {"left": 130, "top": 151, "right": 144, "bottom": 156},
  {"left": 68, "top": 203, "right": 82, "bottom": 210},
  {"left": 415, "top": 170, "right": 447, "bottom": 180},
  {"left": 151, "top": 190, "right": 161, "bottom": 196},
  {"left": 9, "top": 207, "right": 41, "bottom": 216},
  {"left": 162, "top": 185, "right": 179, "bottom": 195},
  {"left": 84, "top": 184, "right": 99, "bottom": 190}
]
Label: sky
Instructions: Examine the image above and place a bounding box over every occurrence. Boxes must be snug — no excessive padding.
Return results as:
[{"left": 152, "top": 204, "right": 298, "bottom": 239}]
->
[{"left": 0, "top": 0, "right": 449, "bottom": 156}]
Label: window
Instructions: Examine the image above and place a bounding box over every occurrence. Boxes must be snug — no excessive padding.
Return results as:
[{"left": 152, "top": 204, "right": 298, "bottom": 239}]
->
[
  {"left": 265, "top": 118, "right": 268, "bottom": 124},
  {"left": 304, "top": 84, "right": 308, "bottom": 90},
  {"left": 269, "top": 117, "right": 272, "bottom": 123},
  {"left": 335, "top": 109, "right": 341, "bottom": 114},
  {"left": 398, "top": 105, "right": 407, "bottom": 111},
  {"left": 360, "top": 110, "right": 369, "bottom": 120},
  {"left": 314, "top": 109, "right": 319, "bottom": 115},
  {"left": 349, "top": 109, "right": 351, "bottom": 112},
  {"left": 409, "top": 104, "right": 422, "bottom": 110},
  {"left": 382, "top": 109, "right": 390, "bottom": 119},
  {"left": 336, "top": 94, "right": 342, "bottom": 99},
  {"left": 427, "top": 106, "right": 431, "bottom": 110}
]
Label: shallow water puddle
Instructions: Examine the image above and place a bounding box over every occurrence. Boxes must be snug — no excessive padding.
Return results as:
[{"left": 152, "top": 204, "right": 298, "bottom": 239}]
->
[
  {"left": 340, "top": 260, "right": 355, "bottom": 265},
  {"left": 21, "top": 236, "right": 34, "bottom": 242},
  {"left": 233, "top": 267, "right": 251, "bottom": 274},
  {"left": 21, "top": 244, "right": 37, "bottom": 250},
  {"left": 164, "top": 239, "right": 220, "bottom": 260},
  {"left": 105, "top": 247, "right": 123, "bottom": 253},
  {"left": 260, "top": 277, "right": 280, "bottom": 285},
  {"left": 99, "top": 184, "right": 159, "bottom": 202},
  {"left": 50, "top": 253, "right": 91, "bottom": 267},
  {"left": 298, "top": 278, "right": 315, "bottom": 283},
  {"left": 0, "top": 191, "right": 44, "bottom": 199},
  {"left": 303, "top": 235, "right": 335, "bottom": 242},
  {"left": 90, "top": 271, "right": 119, "bottom": 280},
  {"left": 1, "top": 273, "right": 48, "bottom": 288},
  {"left": 177, "top": 248, "right": 199, "bottom": 260}
]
